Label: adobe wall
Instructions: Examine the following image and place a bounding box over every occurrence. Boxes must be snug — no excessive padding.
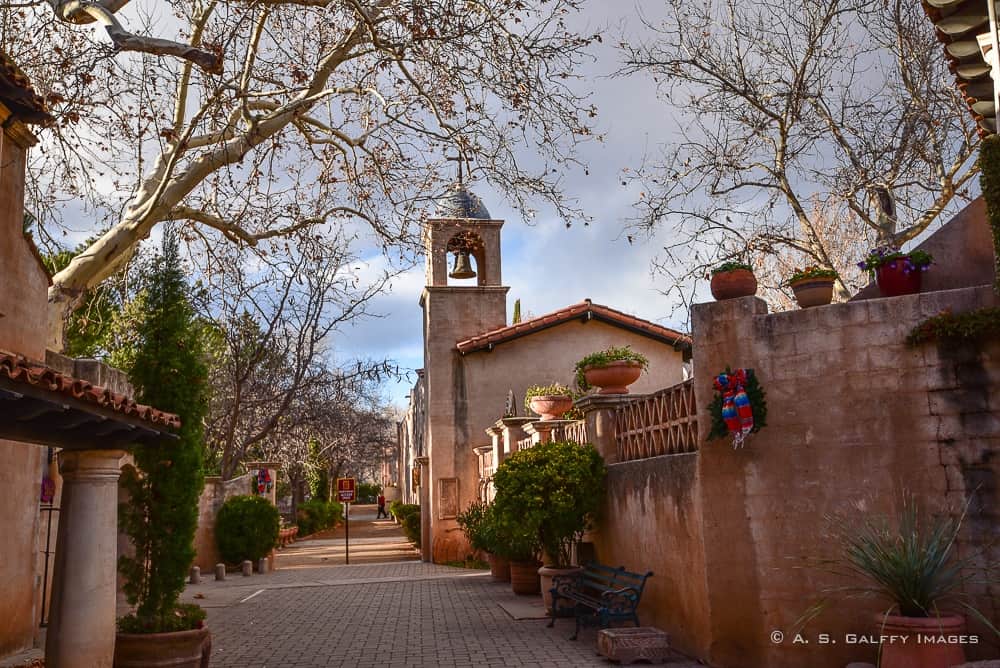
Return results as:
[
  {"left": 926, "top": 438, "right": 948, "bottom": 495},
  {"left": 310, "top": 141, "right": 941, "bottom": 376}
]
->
[
  {"left": 592, "top": 453, "right": 712, "bottom": 659},
  {"left": 192, "top": 474, "right": 253, "bottom": 570},
  {"left": 0, "top": 106, "right": 50, "bottom": 656},
  {"left": 690, "top": 286, "right": 1000, "bottom": 668}
]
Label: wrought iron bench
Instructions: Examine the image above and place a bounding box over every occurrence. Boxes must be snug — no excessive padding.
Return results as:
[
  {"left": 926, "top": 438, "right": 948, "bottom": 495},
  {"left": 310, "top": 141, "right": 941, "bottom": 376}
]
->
[{"left": 547, "top": 562, "right": 654, "bottom": 640}]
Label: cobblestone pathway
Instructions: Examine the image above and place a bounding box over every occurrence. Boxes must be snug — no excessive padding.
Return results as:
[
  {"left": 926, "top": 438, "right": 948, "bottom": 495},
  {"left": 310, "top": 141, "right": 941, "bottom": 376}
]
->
[{"left": 185, "top": 506, "right": 702, "bottom": 668}]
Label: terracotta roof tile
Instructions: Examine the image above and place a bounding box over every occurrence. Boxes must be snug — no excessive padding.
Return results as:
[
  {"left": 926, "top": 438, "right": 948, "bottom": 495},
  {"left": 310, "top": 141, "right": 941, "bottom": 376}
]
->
[
  {"left": 456, "top": 299, "right": 692, "bottom": 354},
  {"left": 0, "top": 50, "right": 51, "bottom": 125},
  {"left": 0, "top": 351, "right": 180, "bottom": 429}
]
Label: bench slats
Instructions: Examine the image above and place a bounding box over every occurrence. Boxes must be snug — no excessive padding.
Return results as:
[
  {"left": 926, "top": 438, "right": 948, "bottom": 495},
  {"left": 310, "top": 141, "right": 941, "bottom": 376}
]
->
[{"left": 547, "top": 562, "right": 653, "bottom": 640}]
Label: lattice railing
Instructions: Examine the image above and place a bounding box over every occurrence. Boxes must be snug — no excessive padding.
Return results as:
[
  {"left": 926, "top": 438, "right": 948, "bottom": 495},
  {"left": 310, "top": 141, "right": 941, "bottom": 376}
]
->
[
  {"left": 615, "top": 379, "right": 698, "bottom": 461},
  {"left": 560, "top": 420, "right": 589, "bottom": 444}
]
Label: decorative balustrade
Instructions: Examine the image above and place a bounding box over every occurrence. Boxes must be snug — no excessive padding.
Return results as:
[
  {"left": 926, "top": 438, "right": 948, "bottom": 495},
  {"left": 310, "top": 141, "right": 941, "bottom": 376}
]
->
[
  {"left": 614, "top": 379, "right": 698, "bottom": 462},
  {"left": 560, "top": 419, "right": 589, "bottom": 444},
  {"left": 517, "top": 436, "right": 534, "bottom": 450}
]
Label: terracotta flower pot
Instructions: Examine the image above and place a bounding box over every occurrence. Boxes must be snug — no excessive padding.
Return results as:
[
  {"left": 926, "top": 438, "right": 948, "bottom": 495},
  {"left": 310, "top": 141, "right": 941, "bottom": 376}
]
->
[
  {"left": 876, "top": 613, "right": 966, "bottom": 668},
  {"left": 114, "top": 626, "right": 211, "bottom": 668},
  {"left": 488, "top": 553, "right": 510, "bottom": 581},
  {"left": 538, "top": 565, "right": 583, "bottom": 614},
  {"left": 876, "top": 262, "right": 923, "bottom": 297},
  {"left": 583, "top": 361, "right": 643, "bottom": 395},
  {"left": 528, "top": 394, "right": 574, "bottom": 420},
  {"left": 509, "top": 560, "right": 541, "bottom": 595},
  {"left": 710, "top": 269, "right": 758, "bottom": 300},
  {"left": 790, "top": 277, "right": 835, "bottom": 308}
]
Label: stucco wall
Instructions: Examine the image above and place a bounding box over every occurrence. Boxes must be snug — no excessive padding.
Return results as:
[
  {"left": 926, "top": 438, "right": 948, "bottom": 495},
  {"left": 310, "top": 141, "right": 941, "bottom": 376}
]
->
[
  {"left": 432, "top": 317, "right": 687, "bottom": 562},
  {"left": 689, "top": 285, "right": 1000, "bottom": 668},
  {"left": 0, "top": 110, "right": 50, "bottom": 657},
  {"left": 593, "top": 453, "right": 712, "bottom": 659}
]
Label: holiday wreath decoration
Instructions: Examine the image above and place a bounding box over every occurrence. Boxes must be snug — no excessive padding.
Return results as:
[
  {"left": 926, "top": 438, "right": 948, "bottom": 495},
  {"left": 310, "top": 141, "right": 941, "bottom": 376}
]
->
[
  {"left": 708, "top": 367, "right": 767, "bottom": 448},
  {"left": 256, "top": 467, "right": 273, "bottom": 495}
]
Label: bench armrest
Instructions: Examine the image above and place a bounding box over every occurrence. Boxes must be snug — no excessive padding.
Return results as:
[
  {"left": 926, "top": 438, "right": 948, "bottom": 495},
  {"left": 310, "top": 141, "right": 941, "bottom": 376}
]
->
[
  {"left": 600, "top": 586, "right": 640, "bottom": 614},
  {"left": 551, "top": 573, "right": 583, "bottom": 595}
]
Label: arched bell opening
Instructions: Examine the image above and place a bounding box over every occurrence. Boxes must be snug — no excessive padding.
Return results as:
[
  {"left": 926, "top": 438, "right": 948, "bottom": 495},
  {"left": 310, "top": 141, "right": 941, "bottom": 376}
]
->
[{"left": 446, "top": 231, "right": 486, "bottom": 286}]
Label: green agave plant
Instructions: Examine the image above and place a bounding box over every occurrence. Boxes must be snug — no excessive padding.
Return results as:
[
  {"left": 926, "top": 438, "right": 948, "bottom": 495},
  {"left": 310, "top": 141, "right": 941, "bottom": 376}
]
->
[{"left": 798, "top": 498, "right": 998, "bottom": 636}]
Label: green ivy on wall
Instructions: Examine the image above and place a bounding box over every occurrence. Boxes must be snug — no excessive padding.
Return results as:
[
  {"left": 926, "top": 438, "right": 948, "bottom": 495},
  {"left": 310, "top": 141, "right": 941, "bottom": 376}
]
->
[{"left": 978, "top": 134, "right": 1000, "bottom": 294}]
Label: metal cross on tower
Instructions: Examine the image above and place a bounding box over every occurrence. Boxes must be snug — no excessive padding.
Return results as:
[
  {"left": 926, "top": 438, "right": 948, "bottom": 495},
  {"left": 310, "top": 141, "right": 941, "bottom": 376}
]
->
[{"left": 446, "top": 154, "right": 474, "bottom": 184}]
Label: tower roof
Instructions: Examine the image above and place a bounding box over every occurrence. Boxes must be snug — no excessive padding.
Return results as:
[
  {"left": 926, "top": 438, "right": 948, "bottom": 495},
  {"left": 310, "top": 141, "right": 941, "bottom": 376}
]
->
[{"left": 434, "top": 183, "right": 491, "bottom": 220}]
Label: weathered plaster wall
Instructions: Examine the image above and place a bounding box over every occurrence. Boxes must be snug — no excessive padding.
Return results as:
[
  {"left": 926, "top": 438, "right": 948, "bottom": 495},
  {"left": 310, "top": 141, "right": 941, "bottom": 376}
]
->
[
  {"left": 192, "top": 474, "right": 253, "bottom": 571},
  {"left": 689, "top": 286, "right": 1000, "bottom": 668},
  {"left": 0, "top": 108, "right": 49, "bottom": 657},
  {"left": 593, "top": 453, "right": 712, "bottom": 660}
]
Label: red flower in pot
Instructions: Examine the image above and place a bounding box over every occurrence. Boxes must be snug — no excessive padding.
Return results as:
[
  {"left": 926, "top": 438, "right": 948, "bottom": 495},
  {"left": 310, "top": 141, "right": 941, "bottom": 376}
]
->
[{"left": 858, "top": 247, "right": 933, "bottom": 298}]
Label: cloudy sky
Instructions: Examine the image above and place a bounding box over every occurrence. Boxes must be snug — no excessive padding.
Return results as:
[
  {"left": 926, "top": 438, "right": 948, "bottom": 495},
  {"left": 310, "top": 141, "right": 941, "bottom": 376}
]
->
[{"left": 327, "top": 3, "right": 696, "bottom": 408}]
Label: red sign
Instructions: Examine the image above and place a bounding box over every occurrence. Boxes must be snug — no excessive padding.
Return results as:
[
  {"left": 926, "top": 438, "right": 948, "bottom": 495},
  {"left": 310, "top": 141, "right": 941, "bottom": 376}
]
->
[{"left": 336, "top": 477, "right": 356, "bottom": 503}]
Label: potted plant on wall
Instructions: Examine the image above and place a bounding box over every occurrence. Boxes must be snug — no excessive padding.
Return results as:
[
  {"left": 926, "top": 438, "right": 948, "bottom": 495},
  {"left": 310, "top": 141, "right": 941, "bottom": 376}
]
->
[
  {"left": 858, "top": 247, "right": 933, "bottom": 297},
  {"left": 710, "top": 261, "right": 758, "bottom": 300},
  {"left": 114, "top": 233, "right": 212, "bottom": 667},
  {"left": 492, "top": 440, "right": 606, "bottom": 611},
  {"left": 525, "top": 383, "right": 574, "bottom": 420},
  {"left": 799, "top": 499, "right": 998, "bottom": 668},
  {"left": 788, "top": 266, "right": 838, "bottom": 308},
  {"left": 574, "top": 346, "right": 649, "bottom": 395}
]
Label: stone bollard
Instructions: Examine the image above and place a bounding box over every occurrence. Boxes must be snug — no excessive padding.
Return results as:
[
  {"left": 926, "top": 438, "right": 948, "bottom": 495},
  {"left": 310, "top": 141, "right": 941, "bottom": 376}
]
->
[
  {"left": 215, "top": 563, "right": 226, "bottom": 581},
  {"left": 188, "top": 566, "right": 201, "bottom": 584},
  {"left": 256, "top": 557, "right": 268, "bottom": 574},
  {"left": 241, "top": 560, "right": 252, "bottom": 576}
]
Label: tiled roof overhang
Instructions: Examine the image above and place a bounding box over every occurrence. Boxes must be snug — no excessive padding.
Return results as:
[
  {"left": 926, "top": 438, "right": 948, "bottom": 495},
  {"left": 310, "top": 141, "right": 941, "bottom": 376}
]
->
[
  {"left": 0, "top": 352, "right": 180, "bottom": 450},
  {"left": 924, "top": 0, "right": 997, "bottom": 135},
  {"left": 0, "top": 49, "right": 52, "bottom": 125},
  {"left": 456, "top": 299, "right": 693, "bottom": 355}
]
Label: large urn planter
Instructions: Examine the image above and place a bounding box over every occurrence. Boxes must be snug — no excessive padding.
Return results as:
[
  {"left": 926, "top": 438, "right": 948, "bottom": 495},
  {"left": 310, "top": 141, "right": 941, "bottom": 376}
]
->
[
  {"left": 114, "top": 626, "right": 212, "bottom": 668},
  {"left": 582, "top": 361, "right": 643, "bottom": 395},
  {"left": 488, "top": 553, "right": 510, "bottom": 581},
  {"left": 790, "top": 277, "right": 835, "bottom": 308},
  {"left": 538, "top": 565, "right": 583, "bottom": 614},
  {"left": 875, "top": 614, "right": 966, "bottom": 668},
  {"left": 710, "top": 268, "right": 758, "bottom": 300},
  {"left": 528, "top": 394, "right": 574, "bottom": 421},
  {"left": 509, "top": 560, "right": 542, "bottom": 595},
  {"left": 876, "top": 263, "right": 922, "bottom": 297}
]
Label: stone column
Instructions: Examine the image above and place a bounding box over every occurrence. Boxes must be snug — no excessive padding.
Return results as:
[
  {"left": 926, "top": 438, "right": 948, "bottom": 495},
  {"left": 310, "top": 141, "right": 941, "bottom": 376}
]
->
[
  {"left": 498, "top": 417, "right": 532, "bottom": 456},
  {"left": 46, "top": 449, "right": 126, "bottom": 668},
  {"left": 486, "top": 424, "right": 504, "bottom": 467},
  {"left": 574, "top": 395, "right": 636, "bottom": 464},
  {"left": 414, "top": 456, "right": 431, "bottom": 562}
]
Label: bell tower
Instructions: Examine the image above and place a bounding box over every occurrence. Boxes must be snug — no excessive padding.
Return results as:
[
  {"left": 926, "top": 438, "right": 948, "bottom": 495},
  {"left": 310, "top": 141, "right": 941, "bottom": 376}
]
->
[{"left": 419, "top": 182, "right": 508, "bottom": 562}]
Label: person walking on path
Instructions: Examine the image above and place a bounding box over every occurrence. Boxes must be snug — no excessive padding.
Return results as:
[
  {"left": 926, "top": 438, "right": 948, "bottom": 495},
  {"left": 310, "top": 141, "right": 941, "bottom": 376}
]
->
[{"left": 376, "top": 493, "right": 388, "bottom": 519}]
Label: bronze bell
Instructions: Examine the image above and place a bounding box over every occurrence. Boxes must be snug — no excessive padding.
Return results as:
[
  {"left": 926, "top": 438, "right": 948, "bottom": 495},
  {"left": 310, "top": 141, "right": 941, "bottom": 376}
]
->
[{"left": 449, "top": 250, "right": 476, "bottom": 279}]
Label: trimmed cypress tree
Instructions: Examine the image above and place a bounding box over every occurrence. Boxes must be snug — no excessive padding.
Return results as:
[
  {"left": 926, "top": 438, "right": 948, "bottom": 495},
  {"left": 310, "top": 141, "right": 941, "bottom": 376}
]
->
[{"left": 118, "top": 231, "right": 209, "bottom": 633}]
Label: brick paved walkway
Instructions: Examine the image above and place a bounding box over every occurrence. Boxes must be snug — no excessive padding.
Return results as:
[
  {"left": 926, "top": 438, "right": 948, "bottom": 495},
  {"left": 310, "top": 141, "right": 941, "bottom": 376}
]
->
[{"left": 185, "top": 506, "right": 703, "bottom": 668}]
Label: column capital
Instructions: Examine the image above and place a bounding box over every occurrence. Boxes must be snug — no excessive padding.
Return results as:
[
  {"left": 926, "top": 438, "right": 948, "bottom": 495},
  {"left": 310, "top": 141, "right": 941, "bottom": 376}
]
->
[
  {"left": 58, "top": 449, "right": 126, "bottom": 482},
  {"left": 496, "top": 416, "right": 534, "bottom": 429},
  {"left": 574, "top": 394, "right": 639, "bottom": 413}
]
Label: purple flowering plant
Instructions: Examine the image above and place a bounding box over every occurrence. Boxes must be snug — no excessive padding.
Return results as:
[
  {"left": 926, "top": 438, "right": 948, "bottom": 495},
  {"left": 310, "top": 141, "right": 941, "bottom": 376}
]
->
[{"left": 857, "top": 247, "right": 933, "bottom": 277}]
